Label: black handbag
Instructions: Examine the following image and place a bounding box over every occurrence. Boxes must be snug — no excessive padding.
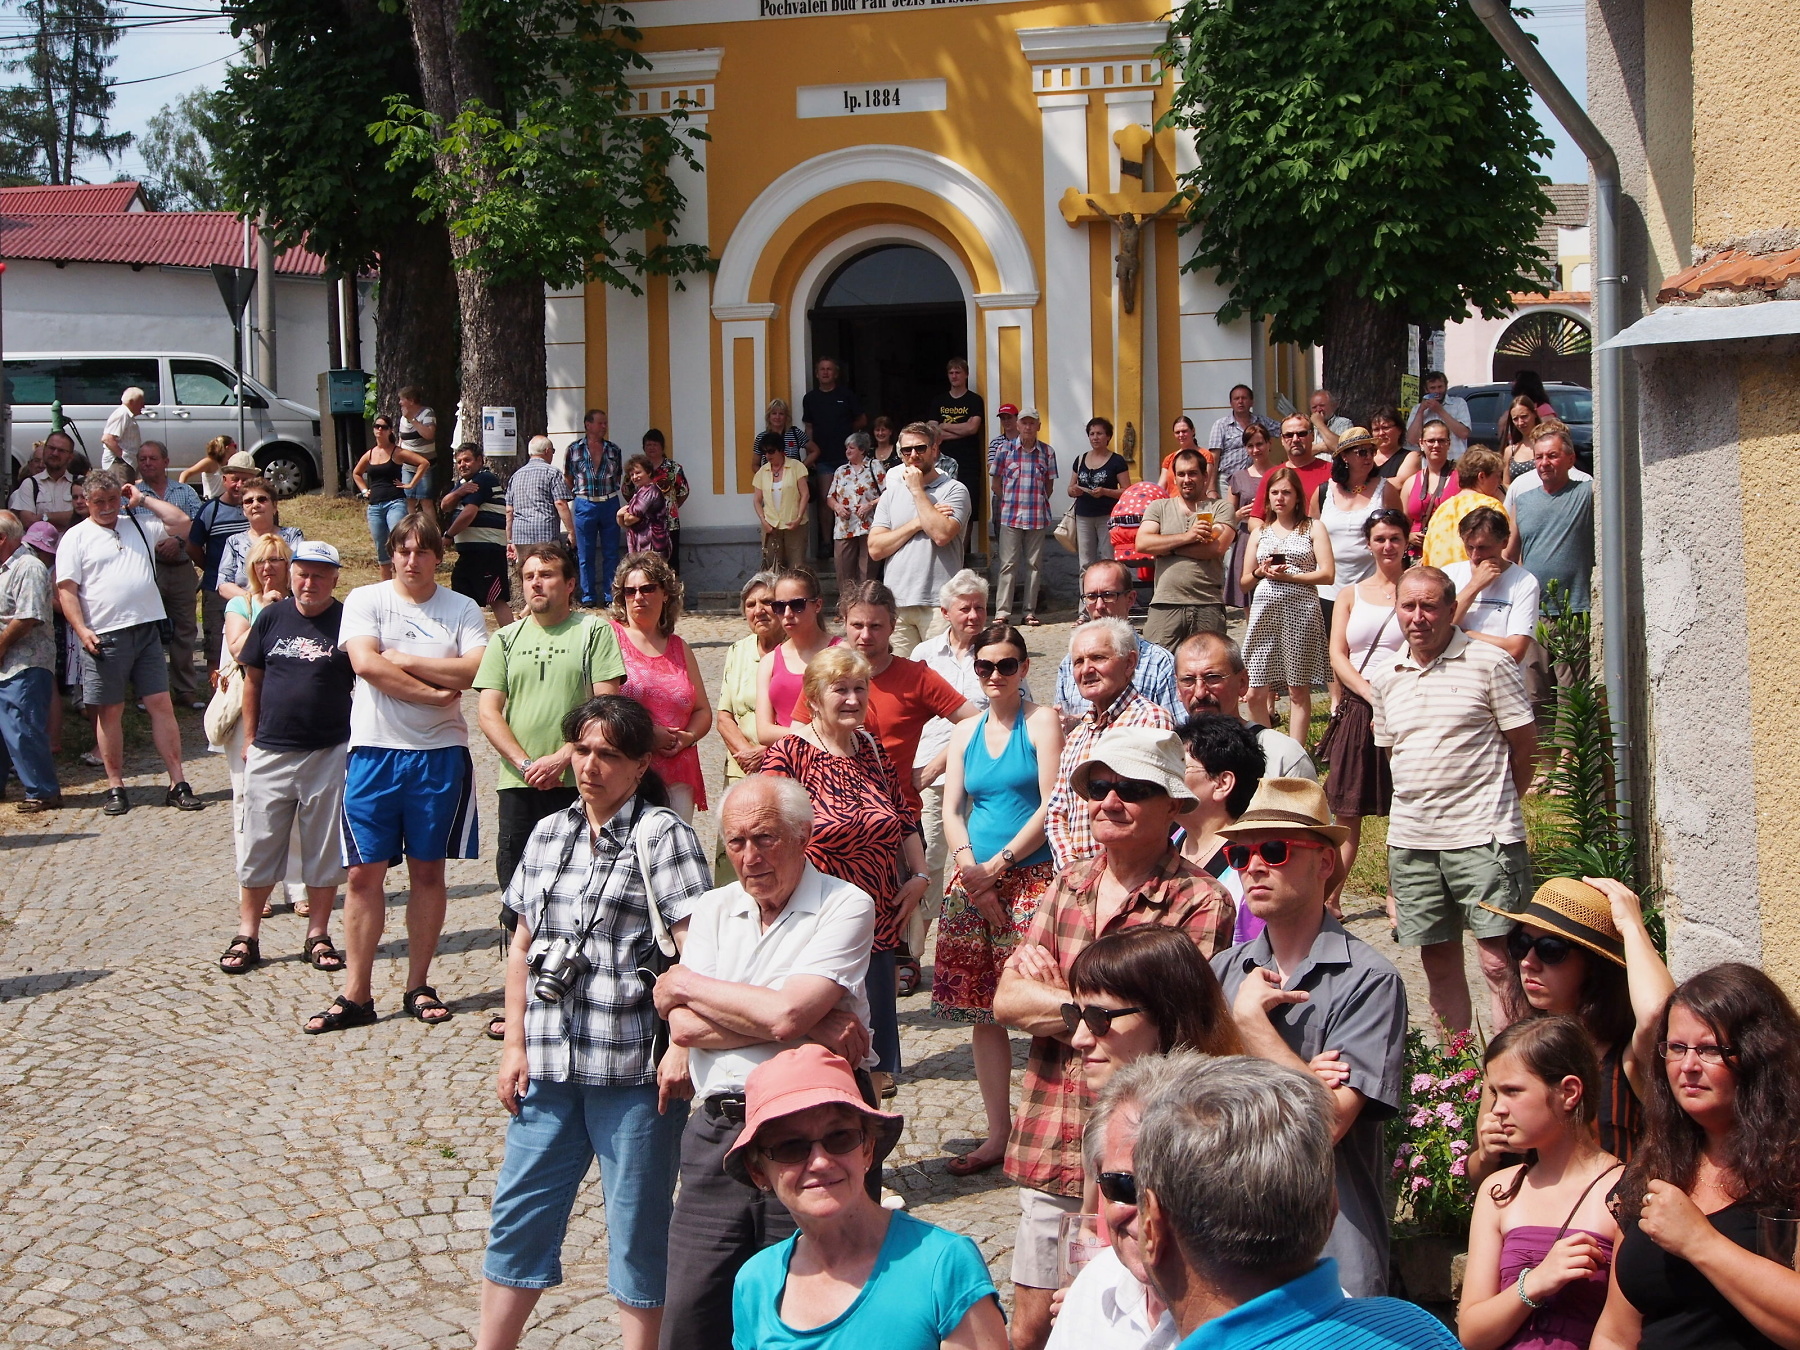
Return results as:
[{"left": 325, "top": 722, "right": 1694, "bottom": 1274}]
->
[{"left": 1314, "top": 603, "right": 1395, "bottom": 767}]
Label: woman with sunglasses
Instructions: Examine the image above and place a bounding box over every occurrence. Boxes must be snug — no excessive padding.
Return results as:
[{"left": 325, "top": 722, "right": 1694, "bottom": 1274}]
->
[
  {"left": 754, "top": 567, "right": 838, "bottom": 744},
  {"left": 1468, "top": 879, "right": 1674, "bottom": 1189},
  {"left": 933, "top": 622, "right": 1063, "bottom": 1176},
  {"left": 1240, "top": 465, "right": 1334, "bottom": 743},
  {"left": 1223, "top": 421, "right": 1275, "bottom": 611},
  {"left": 353, "top": 418, "right": 430, "bottom": 580},
  {"left": 1460, "top": 1017, "right": 1622, "bottom": 1350},
  {"left": 1369, "top": 407, "right": 1411, "bottom": 481},
  {"left": 1591, "top": 964, "right": 1800, "bottom": 1350},
  {"left": 1323, "top": 509, "right": 1409, "bottom": 917},
  {"left": 727, "top": 1045, "right": 1009, "bottom": 1350},
  {"left": 610, "top": 552, "right": 710, "bottom": 823},
  {"left": 1314, "top": 427, "right": 1401, "bottom": 651},
  {"left": 215, "top": 477, "right": 305, "bottom": 603},
  {"left": 713, "top": 572, "right": 782, "bottom": 873}
]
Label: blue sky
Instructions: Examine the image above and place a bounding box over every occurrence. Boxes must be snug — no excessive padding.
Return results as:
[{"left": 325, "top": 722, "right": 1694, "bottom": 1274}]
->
[{"left": 79, "top": 3, "right": 1592, "bottom": 188}]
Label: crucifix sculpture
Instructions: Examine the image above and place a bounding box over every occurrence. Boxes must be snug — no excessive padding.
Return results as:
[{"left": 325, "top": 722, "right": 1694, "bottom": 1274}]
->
[{"left": 1058, "top": 124, "right": 1189, "bottom": 471}]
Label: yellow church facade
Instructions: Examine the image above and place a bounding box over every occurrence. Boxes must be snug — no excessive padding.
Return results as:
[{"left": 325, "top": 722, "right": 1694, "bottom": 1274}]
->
[{"left": 548, "top": 0, "right": 1299, "bottom": 586}]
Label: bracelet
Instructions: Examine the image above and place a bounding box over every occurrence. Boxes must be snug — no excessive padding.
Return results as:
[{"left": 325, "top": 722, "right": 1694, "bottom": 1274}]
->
[
  {"left": 1516, "top": 1266, "right": 1544, "bottom": 1309},
  {"left": 953, "top": 844, "right": 974, "bottom": 859}
]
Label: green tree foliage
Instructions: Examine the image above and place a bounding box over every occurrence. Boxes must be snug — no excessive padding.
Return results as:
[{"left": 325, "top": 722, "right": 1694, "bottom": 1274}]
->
[
  {"left": 137, "top": 88, "right": 228, "bottom": 211},
  {"left": 0, "top": 0, "right": 130, "bottom": 185},
  {"left": 1161, "top": 0, "right": 1558, "bottom": 415}
]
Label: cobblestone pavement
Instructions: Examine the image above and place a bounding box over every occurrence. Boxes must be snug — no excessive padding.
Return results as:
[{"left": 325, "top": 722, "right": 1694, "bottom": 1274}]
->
[{"left": 0, "top": 609, "right": 1457, "bottom": 1348}]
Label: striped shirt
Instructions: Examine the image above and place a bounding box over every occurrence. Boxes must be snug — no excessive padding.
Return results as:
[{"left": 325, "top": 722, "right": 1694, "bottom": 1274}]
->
[
  {"left": 1003, "top": 849, "right": 1235, "bottom": 1197},
  {"left": 1367, "top": 629, "right": 1534, "bottom": 850},
  {"left": 1045, "top": 687, "right": 1175, "bottom": 872}
]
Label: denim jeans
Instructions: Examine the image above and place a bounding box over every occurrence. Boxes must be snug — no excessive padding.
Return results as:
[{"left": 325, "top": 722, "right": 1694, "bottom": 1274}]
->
[
  {"left": 366, "top": 498, "right": 409, "bottom": 565},
  {"left": 0, "top": 667, "right": 57, "bottom": 800},
  {"left": 572, "top": 495, "right": 621, "bottom": 604},
  {"left": 482, "top": 1078, "right": 685, "bottom": 1303}
]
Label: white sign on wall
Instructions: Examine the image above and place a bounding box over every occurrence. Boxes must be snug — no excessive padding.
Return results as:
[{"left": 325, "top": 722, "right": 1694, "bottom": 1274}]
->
[
  {"left": 796, "top": 78, "right": 948, "bottom": 119},
  {"left": 482, "top": 406, "right": 517, "bottom": 461}
]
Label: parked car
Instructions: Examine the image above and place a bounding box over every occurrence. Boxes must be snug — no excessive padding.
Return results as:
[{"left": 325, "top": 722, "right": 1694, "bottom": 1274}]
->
[
  {"left": 4, "top": 351, "right": 323, "bottom": 496},
  {"left": 1450, "top": 381, "right": 1593, "bottom": 473}
]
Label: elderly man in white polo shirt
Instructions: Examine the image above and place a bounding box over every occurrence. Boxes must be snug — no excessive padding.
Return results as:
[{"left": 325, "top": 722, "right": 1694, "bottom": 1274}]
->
[
  {"left": 652, "top": 774, "right": 877, "bottom": 1350},
  {"left": 1368, "top": 566, "right": 1536, "bottom": 1035}
]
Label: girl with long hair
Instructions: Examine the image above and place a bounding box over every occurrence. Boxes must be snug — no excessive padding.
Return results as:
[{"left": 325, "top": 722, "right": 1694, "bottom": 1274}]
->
[{"left": 1240, "top": 464, "right": 1334, "bottom": 740}]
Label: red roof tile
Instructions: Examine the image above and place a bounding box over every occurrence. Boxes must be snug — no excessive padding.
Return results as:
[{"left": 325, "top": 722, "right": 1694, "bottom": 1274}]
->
[
  {"left": 0, "top": 182, "right": 144, "bottom": 213},
  {"left": 1658, "top": 248, "right": 1800, "bottom": 304},
  {"left": 0, "top": 210, "right": 327, "bottom": 277}
]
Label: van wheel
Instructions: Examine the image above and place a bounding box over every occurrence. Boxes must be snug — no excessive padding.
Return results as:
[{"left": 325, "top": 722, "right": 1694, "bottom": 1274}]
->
[{"left": 257, "top": 446, "right": 312, "bottom": 498}]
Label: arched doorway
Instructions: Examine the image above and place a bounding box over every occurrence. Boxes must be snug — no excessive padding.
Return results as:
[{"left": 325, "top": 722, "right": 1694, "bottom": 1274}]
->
[
  {"left": 1492, "top": 310, "right": 1593, "bottom": 387},
  {"left": 809, "top": 244, "right": 969, "bottom": 433}
]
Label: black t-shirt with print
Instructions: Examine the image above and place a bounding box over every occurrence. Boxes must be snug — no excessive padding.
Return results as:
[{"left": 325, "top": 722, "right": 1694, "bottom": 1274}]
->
[
  {"left": 802, "top": 386, "right": 864, "bottom": 473},
  {"left": 238, "top": 598, "right": 356, "bottom": 751}
]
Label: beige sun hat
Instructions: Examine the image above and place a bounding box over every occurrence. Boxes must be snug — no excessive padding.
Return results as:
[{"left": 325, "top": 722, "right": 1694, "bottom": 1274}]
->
[
  {"left": 1070, "top": 725, "right": 1200, "bottom": 813},
  {"left": 1215, "top": 777, "right": 1351, "bottom": 845}
]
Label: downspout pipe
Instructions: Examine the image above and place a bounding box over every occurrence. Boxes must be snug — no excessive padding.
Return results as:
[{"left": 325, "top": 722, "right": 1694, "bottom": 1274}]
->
[{"left": 1467, "top": 0, "right": 1632, "bottom": 837}]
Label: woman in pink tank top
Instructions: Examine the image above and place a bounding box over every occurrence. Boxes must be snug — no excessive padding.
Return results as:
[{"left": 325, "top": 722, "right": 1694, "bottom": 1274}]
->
[
  {"left": 611, "top": 552, "right": 711, "bottom": 822},
  {"left": 754, "top": 566, "right": 839, "bottom": 744}
]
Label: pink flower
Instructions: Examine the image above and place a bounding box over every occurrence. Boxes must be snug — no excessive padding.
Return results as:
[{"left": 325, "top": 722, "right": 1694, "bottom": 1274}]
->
[
  {"left": 1435, "top": 1103, "right": 1462, "bottom": 1127},
  {"left": 1410, "top": 1175, "right": 1429, "bottom": 1193},
  {"left": 1410, "top": 1108, "right": 1432, "bottom": 1128},
  {"left": 1451, "top": 1159, "right": 1468, "bottom": 1177},
  {"left": 1411, "top": 1073, "right": 1435, "bottom": 1094},
  {"left": 1449, "top": 1140, "right": 1470, "bottom": 1155},
  {"left": 1464, "top": 1087, "right": 1483, "bottom": 1102}
]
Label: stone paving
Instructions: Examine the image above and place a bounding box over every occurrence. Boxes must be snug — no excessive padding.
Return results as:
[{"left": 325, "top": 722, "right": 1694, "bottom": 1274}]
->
[{"left": 0, "top": 609, "right": 1455, "bottom": 1348}]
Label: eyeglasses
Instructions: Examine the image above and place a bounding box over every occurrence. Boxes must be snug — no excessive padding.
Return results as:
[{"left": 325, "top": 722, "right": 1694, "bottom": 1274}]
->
[
  {"left": 1176, "top": 671, "right": 1231, "bottom": 689},
  {"left": 618, "top": 583, "right": 661, "bottom": 599},
  {"left": 1506, "top": 930, "right": 1577, "bottom": 966},
  {"left": 1078, "top": 775, "right": 1165, "bottom": 804},
  {"left": 1080, "top": 588, "right": 1128, "bottom": 604},
  {"left": 241, "top": 495, "right": 273, "bottom": 506},
  {"left": 1060, "top": 1002, "right": 1144, "bottom": 1037},
  {"left": 972, "top": 657, "right": 1022, "bottom": 678},
  {"left": 1658, "top": 1041, "right": 1736, "bottom": 1065},
  {"left": 1096, "top": 1171, "right": 1139, "bottom": 1206},
  {"left": 1222, "top": 839, "right": 1334, "bottom": 869},
  {"left": 758, "top": 1127, "right": 868, "bottom": 1165},
  {"left": 769, "top": 597, "right": 813, "bottom": 615}
]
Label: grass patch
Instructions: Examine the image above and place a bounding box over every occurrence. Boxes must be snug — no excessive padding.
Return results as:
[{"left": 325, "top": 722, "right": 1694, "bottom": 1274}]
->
[{"left": 278, "top": 492, "right": 423, "bottom": 594}]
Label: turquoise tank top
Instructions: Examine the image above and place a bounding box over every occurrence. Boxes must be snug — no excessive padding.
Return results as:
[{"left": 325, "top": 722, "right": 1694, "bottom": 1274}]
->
[{"left": 962, "top": 707, "right": 1053, "bottom": 866}]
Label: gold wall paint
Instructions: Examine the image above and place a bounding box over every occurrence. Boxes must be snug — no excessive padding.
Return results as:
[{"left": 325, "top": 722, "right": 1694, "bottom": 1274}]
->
[
  {"left": 1690, "top": 0, "right": 1800, "bottom": 243},
  {"left": 1739, "top": 353, "right": 1800, "bottom": 991},
  {"left": 584, "top": 285, "right": 608, "bottom": 424}
]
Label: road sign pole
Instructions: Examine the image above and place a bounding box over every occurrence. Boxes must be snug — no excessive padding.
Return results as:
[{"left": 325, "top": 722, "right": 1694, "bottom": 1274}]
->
[{"left": 211, "top": 262, "right": 257, "bottom": 461}]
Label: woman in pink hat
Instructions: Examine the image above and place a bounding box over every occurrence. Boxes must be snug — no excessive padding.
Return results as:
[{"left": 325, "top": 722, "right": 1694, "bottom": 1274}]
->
[{"left": 726, "top": 1045, "right": 1008, "bottom": 1350}]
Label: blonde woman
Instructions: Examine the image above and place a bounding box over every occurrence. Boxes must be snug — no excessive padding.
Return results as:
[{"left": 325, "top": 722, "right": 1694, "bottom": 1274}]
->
[{"left": 609, "top": 551, "right": 711, "bottom": 822}]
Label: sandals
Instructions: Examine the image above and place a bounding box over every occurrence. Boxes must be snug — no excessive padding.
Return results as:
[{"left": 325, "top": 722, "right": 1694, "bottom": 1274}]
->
[
  {"left": 945, "top": 1150, "right": 1004, "bottom": 1177},
  {"left": 218, "top": 934, "right": 261, "bottom": 975},
  {"left": 403, "top": 984, "right": 453, "bottom": 1025},
  {"left": 305, "top": 935, "right": 345, "bottom": 972},
  {"left": 293, "top": 895, "right": 311, "bottom": 918},
  {"left": 485, "top": 1013, "right": 507, "bottom": 1042},
  {"left": 895, "top": 953, "right": 924, "bottom": 998},
  {"left": 304, "top": 995, "right": 378, "bottom": 1035}
]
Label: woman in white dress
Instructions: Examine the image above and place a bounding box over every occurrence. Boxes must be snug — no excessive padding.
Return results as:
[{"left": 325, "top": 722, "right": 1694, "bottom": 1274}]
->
[{"left": 1240, "top": 465, "right": 1334, "bottom": 745}]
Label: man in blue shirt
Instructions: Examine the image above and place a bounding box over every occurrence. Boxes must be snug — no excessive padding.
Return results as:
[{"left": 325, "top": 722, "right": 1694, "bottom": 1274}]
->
[
  {"left": 185, "top": 451, "right": 254, "bottom": 678},
  {"left": 1135, "top": 1055, "right": 1457, "bottom": 1350},
  {"left": 563, "top": 408, "right": 623, "bottom": 606}
]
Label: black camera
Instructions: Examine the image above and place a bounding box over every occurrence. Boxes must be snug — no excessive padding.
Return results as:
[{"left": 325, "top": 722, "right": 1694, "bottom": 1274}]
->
[{"left": 528, "top": 936, "right": 591, "bottom": 1003}]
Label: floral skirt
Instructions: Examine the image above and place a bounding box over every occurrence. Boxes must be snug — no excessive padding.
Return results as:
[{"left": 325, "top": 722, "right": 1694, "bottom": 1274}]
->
[{"left": 929, "top": 860, "right": 1056, "bottom": 1025}]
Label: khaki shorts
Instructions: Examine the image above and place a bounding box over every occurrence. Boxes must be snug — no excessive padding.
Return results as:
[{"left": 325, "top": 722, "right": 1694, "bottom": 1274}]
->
[
  {"left": 1011, "top": 1186, "right": 1083, "bottom": 1289},
  {"left": 1389, "top": 840, "right": 1532, "bottom": 947}
]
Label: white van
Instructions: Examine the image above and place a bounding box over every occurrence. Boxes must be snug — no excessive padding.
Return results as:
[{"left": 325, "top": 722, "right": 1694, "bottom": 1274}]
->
[{"left": 4, "top": 351, "right": 323, "bottom": 496}]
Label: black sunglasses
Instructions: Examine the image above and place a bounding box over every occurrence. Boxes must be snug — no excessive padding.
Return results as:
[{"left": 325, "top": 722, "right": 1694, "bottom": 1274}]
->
[
  {"left": 1078, "top": 775, "right": 1165, "bottom": 804},
  {"left": 1060, "top": 1002, "right": 1143, "bottom": 1037},
  {"left": 770, "top": 597, "right": 813, "bottom": 615},
  {"left": 1507, "top": 929, "right": 1577, "bottom": 966},
  {"left": 972, "top": 657, "right": 1022, "bottom": 679},
  {"left": 759, "top": 1127, "right": 868, "bottom": 1165},
  {"left": 1097, "top": 1171, "right": 1138, "bottom": 1206}
]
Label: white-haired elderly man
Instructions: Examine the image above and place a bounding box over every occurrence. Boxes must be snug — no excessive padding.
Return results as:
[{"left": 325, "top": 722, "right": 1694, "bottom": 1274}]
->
[
  {"left": 1044, "top": 616, "right": 1175, "bottom": 873},
  {"left": 652, "top": 774, "right": 879, "bottom": 1350},
  {"left": 102, "top": 385, "right": 147, "bottom": 471},
  {"left": 1054, "top": 560, "right": 1183, "bottom": 728},
  {"left": 504, "top": 434, "right": 575, "bottom": 558}
]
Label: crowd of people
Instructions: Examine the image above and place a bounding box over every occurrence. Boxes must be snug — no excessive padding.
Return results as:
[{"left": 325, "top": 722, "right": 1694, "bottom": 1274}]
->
[{"left": 4, "top": 369, "right": 1791, "bottom": 1350}]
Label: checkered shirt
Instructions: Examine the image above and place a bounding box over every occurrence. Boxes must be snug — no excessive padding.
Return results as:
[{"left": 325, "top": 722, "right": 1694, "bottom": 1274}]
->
[
  {"left": 507, "top": 457, "right": 572, "bottom": 544},
  {"left": 991, "top": 439, "right": 1059, "bottom": 530},
  {"left": 503, "top": 796, "right": 709, "bottom": 1086},
  {"left": 1209, "top": 412, "right": 1282, "bottom": 484},
  {"left": 565, "top": 435, "right": 622, "bottom": 500},
  {"left": 1044, "top": 687, "right": 1175, "bottom": 872},
  {"left": 1003, "top": 850, "right": 1236, "bottom": 1196}
]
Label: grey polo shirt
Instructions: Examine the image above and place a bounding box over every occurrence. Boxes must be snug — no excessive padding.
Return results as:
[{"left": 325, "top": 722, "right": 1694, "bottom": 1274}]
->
[{"left": 1213, "top": 916, "right": 1409, "bottom": 1298}]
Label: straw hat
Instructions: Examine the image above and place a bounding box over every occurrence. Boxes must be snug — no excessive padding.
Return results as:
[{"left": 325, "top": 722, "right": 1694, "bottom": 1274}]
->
[
  {"left": 1335, "top": 426, "right": 1378, "bottom": 456},
  {"left": 223, "top": 451, "right": 259, "bottom": 474},
  {"left": 1069, "top": 726, "right": 1200, "bottom": 812},
  {"left": 1215, "top": 777, "right": 1350, "bottom": 845},
  {"left": 722, "top": 1045, "right": 904, "bottom": 1186},
  {"left": 1480, "top": 876, "right": 1626, "bottom": 966}
]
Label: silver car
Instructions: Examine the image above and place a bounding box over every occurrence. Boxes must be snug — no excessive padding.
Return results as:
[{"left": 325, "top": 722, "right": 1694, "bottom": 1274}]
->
[{"left": 4, "top": 350, "right": 323, "bottom": 496}]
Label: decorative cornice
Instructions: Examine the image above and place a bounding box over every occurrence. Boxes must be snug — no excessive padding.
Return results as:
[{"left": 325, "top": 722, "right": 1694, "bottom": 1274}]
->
[
  {"left": 1016, "top": 22, "right": 1168, "bottom": 65},
  {"left": 975, "top": 291, "right": 1040, "bottom": 310},
  {"left": 626, "top": 48, "right": 724, "bottom": 84},
  {"left": 713, "top": 302, "right": 779, "bottom": 322}
]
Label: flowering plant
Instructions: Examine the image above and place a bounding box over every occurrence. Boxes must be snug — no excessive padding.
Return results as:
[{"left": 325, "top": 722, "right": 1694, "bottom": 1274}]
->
[{"left": 1386, "top": 1027, "right": 1483, "bottom": 1237}]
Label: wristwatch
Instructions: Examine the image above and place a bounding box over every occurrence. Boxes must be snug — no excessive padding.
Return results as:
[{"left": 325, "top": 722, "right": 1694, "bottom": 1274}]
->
[
  {"left": 1000, "top": 848, "right": 1017, "bottom": 867},
  {"left": 519, "top": 757, "right": 534, "bottom": 775}
]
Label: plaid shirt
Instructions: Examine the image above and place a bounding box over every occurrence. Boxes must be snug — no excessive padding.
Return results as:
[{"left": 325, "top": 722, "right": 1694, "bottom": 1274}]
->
[
  {"left": 1209, "top": 412, "right": 1282, "bottom": 484},
  {"left": 1003, "top": 849, "right": 1236, "bottom": 1196},
  {"left": 507, "top": 458, "right": 572, "bottom": 543},
  {"left": 991, "top": 439, "right": 1059, "bottom": 530},
  {"left": 503, "top": 796, "right": 709, "bottom": 1086},
  {"left": 1045, "top": 688, "right": 1176, "bottom": 872},
  {"left": 565, "top": 435, "right": 622, "bottom": 501}
]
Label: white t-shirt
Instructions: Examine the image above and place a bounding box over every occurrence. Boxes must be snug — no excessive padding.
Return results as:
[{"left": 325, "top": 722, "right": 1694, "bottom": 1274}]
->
[
  {"left": 680, "top": 864, "right": 876, "bottom": 1098},
  {"left": 1259, "top": 725, "right": 1319, "bottom": 783},
  {"left": 1445, "top": 559, "right": 1540, "bottom": 639},
  {"left": 102, "top": 404, "right": 142, "bottom": 469},
  {"left": 1045, "top": 1247, "right": 1179, "bottom": 1350},
  {"left": 339, "top": 580, "right": 489, "bottom": 750},
  {"left": 1504, "top": 464, "right": 1592, "bottom": 512},
  {"left": 54, "top": 513, "right": 167, "bottom": 634},
  {"left": 870, "top": 471, "right": 971, "bottom": 608}
]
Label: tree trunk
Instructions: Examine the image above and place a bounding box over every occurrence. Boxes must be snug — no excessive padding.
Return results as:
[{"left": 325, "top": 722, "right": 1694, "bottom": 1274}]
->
[
  {"left": 404, "top": 0, "right": 545, "bottom": 461},
  {"left": 1319, "top": 281, "right": 1408, "bottom": 426},
  {"left": 375, "top": 211, "right": 460, "bottom": 474}
]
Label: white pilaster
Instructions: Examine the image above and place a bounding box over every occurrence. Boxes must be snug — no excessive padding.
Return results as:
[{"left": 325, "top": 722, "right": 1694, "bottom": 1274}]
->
[
  {"left": 666, "top": 118, "right": 713, "bottom": 508},
  {"left": 1172, "top": 126, "right": 1252, "bottom": 425},
  {"left": 1039, "top": 92, "right": 1091, "bottom": 454},
  {"left": 606, "top": 232, "right": 652, "bottom": 452},
  {"left": 545, "top": 283, "right": 586, "bottom": 447}
]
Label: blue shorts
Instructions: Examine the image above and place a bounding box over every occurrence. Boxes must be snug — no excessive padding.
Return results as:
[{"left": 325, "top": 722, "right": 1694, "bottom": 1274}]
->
[
  {"left": 340, "top": 745, "right": 479, "bottom": 866},
  {"left": 403, "top": 464, "right": 433, "bottom": 500}
]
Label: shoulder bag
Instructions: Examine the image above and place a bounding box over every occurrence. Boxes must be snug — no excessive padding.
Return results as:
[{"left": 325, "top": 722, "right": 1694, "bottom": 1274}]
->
[
  {"left": 1313, "top": 602, "right": 1396, "bottom": 767},
  {"left": 633, "top": 804, "right": 683, "bottom": 1064}
]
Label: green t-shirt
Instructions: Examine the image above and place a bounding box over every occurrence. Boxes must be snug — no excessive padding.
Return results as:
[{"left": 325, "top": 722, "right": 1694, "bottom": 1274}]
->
[{"left": 473, "top": 614, "right": 627, "bottom": 789}]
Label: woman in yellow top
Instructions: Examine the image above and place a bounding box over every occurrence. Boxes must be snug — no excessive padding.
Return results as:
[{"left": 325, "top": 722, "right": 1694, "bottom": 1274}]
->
[
  {"left": 712, "top": 570, "right": 784, "bottom": 881},
  {"left": 1420, "top": 446, "right": 1509, "bottom": 568},
  {"left": 752, "top": 430, "right": 810, "bottom": 569}
]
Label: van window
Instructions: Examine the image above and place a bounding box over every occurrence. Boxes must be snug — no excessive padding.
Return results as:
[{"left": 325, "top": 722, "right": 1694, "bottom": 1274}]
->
[
  {"left": 59, "top": 359, "right": 161, "bottom": 406},
  {"left": 1547, "top": 388, "right": 1593, "bottom": 424},
  {"left": 171, "top": 359, "right": 241, "bottom": 406},
  {"left": 5, "top": 359, "right": 61, "bottom": 405},
  {"left": 1461, "top": 392, "right": 1502, "bottom": 442}
]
